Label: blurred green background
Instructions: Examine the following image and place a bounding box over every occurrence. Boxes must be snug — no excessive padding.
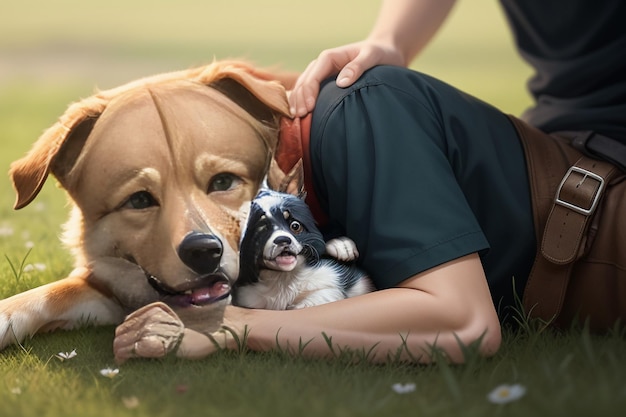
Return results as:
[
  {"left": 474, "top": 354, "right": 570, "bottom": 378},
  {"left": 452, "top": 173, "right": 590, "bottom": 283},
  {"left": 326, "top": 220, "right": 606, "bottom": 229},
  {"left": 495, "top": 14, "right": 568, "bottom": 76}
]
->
[{"left": 1, "top": 0, "right": 532, "bottom": 106}]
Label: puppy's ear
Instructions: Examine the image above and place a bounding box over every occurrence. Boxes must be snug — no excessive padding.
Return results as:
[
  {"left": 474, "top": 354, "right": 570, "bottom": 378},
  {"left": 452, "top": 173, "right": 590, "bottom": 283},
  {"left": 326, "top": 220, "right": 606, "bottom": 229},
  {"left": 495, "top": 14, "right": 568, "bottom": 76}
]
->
[
  {"left": 198, "top": 61, "right": 293, "bottom": 120},
  {"left": 267, "top": 158, "right": 306, "bottom": 198},
  {"left": 9, "top": 98, "right": 104, "bottom": 209}
]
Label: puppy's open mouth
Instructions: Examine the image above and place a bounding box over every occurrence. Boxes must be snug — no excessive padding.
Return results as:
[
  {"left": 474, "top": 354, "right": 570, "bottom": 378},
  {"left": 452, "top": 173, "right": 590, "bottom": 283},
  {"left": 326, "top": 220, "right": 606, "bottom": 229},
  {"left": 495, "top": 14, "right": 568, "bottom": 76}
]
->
[
  {"left": 146, "top": 272, "right": 231, "bottom": 308},
  {"left": 264, "top": 249, "right": 299, "bottom": 270}
]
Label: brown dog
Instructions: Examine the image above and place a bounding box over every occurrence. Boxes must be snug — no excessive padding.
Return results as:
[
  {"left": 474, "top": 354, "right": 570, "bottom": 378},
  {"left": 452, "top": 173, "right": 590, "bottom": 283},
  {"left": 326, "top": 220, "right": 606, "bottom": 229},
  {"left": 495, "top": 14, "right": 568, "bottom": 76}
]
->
[{"left": 0, "top": 61, "right": 295, "bottom": 349}]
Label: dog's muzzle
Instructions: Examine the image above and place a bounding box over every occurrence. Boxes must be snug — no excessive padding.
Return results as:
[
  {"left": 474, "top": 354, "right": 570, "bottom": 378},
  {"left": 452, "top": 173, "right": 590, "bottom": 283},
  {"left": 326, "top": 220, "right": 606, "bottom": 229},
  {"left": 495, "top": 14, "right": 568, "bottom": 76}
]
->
[
  {"left": 143, "top": 231, "right": 231, "bottom": 308},
  {"left": 147, "top": 272, "right": 231, "bottom": 308}
]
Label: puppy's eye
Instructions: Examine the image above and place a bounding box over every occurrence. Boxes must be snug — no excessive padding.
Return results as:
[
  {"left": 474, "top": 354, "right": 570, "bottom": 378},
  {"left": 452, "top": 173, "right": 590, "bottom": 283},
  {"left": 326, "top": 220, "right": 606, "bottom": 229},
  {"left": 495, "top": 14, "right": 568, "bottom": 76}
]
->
[
  {"left": 290, "top": 220, "right": 303, "bottom": 234},
  {"left": 208, "top": 173, "right": 241, "bottom": 193},
  {"left": 121, "top": 191, "right": 158, "bottom": 210}
]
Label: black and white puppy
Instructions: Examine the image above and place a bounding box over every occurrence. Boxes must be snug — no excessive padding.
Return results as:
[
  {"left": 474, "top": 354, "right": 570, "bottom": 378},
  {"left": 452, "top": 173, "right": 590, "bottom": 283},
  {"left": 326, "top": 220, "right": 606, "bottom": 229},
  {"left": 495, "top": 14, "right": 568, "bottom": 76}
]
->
[{"left": 234, "top": 189, "right": 373, "bottom": 310}]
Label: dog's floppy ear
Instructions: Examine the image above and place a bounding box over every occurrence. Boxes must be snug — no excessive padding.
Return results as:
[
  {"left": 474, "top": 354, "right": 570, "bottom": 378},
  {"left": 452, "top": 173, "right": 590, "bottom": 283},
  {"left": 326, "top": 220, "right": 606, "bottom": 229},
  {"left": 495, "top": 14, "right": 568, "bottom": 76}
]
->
[
  {"left": 198, "top": 61, "right": 293, "bottom": 120},
  {"left": 9, "top": 97, "right": 105, "bottom": 210},
  {"left": 199, "top": 61, "right": 303, "bottom": 195}
]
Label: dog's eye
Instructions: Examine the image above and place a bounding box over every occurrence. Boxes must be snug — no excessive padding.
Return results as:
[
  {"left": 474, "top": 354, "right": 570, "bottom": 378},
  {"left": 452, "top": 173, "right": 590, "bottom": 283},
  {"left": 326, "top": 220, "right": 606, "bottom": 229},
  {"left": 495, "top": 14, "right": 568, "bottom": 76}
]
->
[
  {"left": 121, "top": 191, "right": 158, "bottom": 210},
  {"left": 208, "top": 173, "right": 240, "bottom": 193},
  {"left": 290, "top": 220, "right": 303, "bottom": 234}
]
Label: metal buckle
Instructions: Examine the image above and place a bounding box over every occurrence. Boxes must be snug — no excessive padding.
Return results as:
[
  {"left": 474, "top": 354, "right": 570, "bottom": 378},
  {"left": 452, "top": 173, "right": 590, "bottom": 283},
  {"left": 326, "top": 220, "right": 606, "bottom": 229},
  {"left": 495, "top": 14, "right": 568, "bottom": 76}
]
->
[{"left": 555, "top": 166, "right": 605, "bottom": 216}]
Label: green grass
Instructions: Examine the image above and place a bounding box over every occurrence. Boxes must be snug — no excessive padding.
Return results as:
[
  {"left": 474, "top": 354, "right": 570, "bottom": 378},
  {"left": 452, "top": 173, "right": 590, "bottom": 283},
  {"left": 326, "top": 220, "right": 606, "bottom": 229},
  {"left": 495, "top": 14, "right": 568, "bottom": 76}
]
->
[
  {"left": 1, "top": 0, "right": 623, "bottom": 416},
  {"left": 0, "top": 324, "right": 624, "bottom": 417}
]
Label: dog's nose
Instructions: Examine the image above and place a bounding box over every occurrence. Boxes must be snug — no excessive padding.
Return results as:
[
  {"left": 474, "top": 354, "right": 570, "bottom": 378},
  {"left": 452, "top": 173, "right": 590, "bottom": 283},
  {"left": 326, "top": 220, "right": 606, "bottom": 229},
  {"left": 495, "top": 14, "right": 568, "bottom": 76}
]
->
[
  {"left": 274, "top": 235, "right": 292, "bottom": 246},
  {"left": 178, "top": 232, "right": 223, "bottom": 274}
]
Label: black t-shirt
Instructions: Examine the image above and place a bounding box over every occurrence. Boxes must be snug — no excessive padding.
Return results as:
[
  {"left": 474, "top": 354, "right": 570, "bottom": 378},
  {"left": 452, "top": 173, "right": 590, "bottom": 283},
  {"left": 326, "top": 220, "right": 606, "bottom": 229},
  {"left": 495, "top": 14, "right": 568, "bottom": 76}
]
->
[
  {"left": 310, "top": 67, "right": 536, "bottom": 318},
  {"left": 500, "top": 0, "right": 626, "bottom": 141}
]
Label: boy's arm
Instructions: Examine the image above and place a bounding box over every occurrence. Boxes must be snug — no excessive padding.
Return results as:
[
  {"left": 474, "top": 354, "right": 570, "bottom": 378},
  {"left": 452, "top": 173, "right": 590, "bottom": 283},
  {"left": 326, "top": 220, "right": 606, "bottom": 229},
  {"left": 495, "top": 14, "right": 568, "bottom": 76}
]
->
[{"left": 114, "top": 253, "right": 501, "bottom": 364}]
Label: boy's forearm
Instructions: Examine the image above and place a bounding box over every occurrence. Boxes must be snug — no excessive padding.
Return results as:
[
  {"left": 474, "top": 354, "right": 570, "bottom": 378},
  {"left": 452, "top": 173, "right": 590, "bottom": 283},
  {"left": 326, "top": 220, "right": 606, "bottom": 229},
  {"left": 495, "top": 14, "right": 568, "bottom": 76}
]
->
[
  {"left": 225, "top": 255, "right": 501, "bottom": 363},
  {"left": 368, "top": 0, "right": 457, "bottom": 64}
]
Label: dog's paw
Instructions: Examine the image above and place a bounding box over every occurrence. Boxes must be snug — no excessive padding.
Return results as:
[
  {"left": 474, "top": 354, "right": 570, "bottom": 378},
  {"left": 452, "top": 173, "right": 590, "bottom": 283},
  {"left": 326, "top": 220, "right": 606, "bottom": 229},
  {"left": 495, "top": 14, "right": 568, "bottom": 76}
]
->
[
  {"left": 325, "top": 237, "right": 360, "bottom": 262},
  {"left": 113, "top": 302, "right": 183, "bottom": 363},
  {"left": 0, "top": 310, "right": 20, "bottom": 351}
]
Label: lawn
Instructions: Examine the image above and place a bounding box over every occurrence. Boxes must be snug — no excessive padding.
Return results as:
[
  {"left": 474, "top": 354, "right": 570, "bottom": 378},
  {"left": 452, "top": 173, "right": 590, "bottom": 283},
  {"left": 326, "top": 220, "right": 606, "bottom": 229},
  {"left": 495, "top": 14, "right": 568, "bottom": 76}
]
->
[{"left": 1, "top": 1, "right": 624, "bottom": 416}]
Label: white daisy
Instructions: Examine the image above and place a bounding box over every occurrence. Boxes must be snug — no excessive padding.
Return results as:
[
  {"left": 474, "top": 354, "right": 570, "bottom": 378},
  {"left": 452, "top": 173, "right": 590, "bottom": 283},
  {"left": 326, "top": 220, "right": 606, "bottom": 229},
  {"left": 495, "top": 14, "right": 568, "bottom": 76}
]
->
[
  {"left": 100, "top": 368, "right": 120, "bottom": 378},
  {"left": 23, "top": 263, "right": 46, "bottom": 272},
  {"left": 487, "top": 384, "right": 526, "bottom": 404},
  {"left": 391, "top": 382, "right": 416, "bottom": 394},
  {"left": 55, "top": 349, "right": 77, "bottom": 361}
]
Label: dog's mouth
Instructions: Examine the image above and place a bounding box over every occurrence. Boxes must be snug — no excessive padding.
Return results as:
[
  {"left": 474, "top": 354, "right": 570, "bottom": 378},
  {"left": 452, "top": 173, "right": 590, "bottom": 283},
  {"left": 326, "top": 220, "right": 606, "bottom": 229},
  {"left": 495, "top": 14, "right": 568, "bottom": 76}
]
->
[
  {"left": 146, "top": 272, "right": 231, "bottom": 308},
  {"left": 264, "top": 249, "right": 299, "bottom": 271}
]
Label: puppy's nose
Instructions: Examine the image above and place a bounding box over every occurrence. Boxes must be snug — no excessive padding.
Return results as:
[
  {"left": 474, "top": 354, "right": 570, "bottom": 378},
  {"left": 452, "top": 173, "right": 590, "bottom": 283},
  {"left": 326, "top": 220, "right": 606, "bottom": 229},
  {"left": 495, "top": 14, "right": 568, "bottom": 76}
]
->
[
  {"left": 274, "top": 235, "right": 292, "bottom": 246},
  {"left": 178, "top": 232, "right": 223, "bottom": 274}
]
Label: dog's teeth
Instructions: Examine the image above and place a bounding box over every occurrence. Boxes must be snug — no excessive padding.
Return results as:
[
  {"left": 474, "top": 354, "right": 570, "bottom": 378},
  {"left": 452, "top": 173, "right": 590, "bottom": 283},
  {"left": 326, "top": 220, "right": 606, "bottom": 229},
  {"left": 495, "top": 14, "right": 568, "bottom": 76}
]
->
[{"left": 183, "top": 290, "right": 192, "bottom": 295}]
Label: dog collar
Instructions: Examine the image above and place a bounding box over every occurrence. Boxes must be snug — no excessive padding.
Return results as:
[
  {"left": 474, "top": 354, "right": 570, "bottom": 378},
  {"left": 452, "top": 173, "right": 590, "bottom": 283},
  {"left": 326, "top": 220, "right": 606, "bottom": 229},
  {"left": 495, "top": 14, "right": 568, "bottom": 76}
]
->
[{"left": 276, "top": 115, "right": 329, "bottom": 227}]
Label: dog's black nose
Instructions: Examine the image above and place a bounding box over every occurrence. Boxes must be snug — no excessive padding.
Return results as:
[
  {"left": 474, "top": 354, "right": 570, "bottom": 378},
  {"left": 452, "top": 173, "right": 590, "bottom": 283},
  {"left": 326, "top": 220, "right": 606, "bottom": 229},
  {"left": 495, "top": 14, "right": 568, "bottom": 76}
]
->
[
  {"left": 178, "top": 232, "right": 223, "bottom": 274},
  {"left": 274, "top": 235, "right": 292, "bottom": 245}
]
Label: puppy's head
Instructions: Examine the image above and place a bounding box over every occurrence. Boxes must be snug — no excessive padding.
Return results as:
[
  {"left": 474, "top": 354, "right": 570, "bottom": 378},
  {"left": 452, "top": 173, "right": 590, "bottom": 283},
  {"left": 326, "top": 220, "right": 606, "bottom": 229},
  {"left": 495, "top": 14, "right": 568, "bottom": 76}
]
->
[
  {"left": 9, "top": 61, "right": 293, "bottom": 326},
  {"left": 237, "top": 189, "right": 326, "bottom": 285}
]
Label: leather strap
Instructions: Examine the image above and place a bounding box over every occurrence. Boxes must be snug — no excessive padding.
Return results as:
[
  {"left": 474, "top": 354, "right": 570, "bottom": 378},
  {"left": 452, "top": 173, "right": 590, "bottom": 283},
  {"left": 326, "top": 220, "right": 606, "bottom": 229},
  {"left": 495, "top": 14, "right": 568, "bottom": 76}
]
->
[
  {"left": 526, "top": 156, "right": 618, "bottom": 320},
  {"left": 506, "top": 115, "right": 624, "bottom": 323},
  {"left": 571, "top": 130, "right": 626, "bottom": 172},
  {"left": 541, "top": 157, "right": 615, "bottom": 264}
]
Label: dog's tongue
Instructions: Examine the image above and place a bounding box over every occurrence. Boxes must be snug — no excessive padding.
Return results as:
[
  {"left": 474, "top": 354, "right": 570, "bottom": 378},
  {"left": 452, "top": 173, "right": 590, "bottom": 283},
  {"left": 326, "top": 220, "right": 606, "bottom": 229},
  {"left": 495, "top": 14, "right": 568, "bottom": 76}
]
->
[
  {"left": 275, "top": 254, "right": 297, "bottom": 269},
  {"left": 190, "top": 280, "right": 230, "bottom": 305}
]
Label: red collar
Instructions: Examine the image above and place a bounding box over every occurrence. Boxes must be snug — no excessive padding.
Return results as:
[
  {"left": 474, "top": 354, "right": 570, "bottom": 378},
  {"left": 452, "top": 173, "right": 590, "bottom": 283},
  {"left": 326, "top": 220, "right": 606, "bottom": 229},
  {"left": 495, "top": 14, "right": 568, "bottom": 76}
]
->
[{"left": 276, "top": 115, "right": 329, "bottom": 227}]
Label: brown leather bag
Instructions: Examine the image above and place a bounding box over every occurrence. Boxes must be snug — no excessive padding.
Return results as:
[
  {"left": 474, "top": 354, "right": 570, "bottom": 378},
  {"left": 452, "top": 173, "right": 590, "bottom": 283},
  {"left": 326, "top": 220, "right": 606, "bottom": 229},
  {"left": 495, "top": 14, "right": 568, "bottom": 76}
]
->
[{"left": 509, "top": 116, "right": 626, "bottom": 331}]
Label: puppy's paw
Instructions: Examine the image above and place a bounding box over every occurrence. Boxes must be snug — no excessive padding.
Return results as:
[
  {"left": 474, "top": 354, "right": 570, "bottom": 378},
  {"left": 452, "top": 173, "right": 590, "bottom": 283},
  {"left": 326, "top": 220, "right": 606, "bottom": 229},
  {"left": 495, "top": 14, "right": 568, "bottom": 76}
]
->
[{"left": 325, "top": 237, "right": 359, "bottom": 262}]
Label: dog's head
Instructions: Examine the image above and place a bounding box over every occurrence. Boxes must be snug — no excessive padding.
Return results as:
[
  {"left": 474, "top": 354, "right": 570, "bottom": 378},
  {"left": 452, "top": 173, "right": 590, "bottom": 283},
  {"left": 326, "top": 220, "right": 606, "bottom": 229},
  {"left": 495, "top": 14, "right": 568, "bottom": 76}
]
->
[
  {"left": 237, "top": 189, "right": 326, "bottom": 286},
  {"left": 9, "top": 61, "right": 294, "bottom": 327}
]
